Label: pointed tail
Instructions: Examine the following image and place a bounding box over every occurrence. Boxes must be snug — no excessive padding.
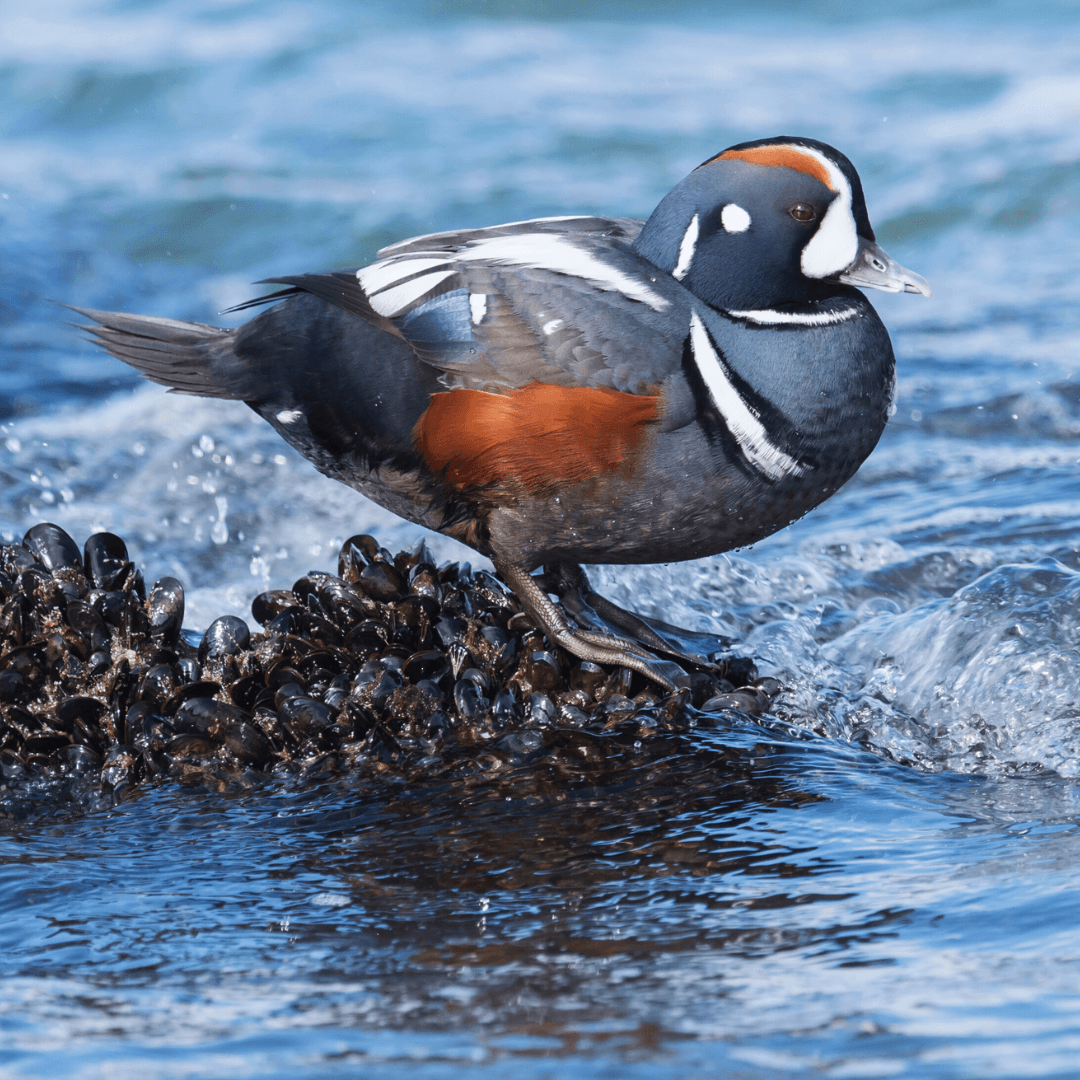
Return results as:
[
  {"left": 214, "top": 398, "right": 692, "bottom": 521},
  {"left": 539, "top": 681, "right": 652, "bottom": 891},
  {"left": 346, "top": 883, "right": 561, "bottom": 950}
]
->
[{"left": 73, "top": 306, "right": 251, "bottom": 400}]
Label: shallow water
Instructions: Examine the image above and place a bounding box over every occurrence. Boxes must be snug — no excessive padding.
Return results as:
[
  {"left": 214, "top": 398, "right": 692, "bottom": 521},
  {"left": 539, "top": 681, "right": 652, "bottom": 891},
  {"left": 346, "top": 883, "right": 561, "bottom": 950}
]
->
[{"left": 3, "top": 1, "right": 1080, "bottom": 1076}]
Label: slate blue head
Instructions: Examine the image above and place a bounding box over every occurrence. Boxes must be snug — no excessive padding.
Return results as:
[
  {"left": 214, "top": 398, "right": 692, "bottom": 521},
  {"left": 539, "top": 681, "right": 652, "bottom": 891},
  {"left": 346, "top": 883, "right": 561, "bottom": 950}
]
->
[{"left": 633, "top": 136, "right": 930, "bottom": 312}]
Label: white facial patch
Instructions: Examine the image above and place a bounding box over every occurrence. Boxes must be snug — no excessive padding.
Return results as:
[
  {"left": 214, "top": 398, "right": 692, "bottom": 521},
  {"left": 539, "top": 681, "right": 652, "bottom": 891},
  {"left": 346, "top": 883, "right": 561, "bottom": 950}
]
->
[
  {"left": 777, "top": 143, "right": 859, "bottom": 279},
  {"left": 672, "top": 214, "right": 699, "bottom": 280},
  {"left": 720, "top": 204, "right": 751, "bottom": 233},
  {"left": 688, "top": 311, "right": 805, "bottom": 482},
  {"left": 469, "top": 293, "right": 487, "bottom": 325}
]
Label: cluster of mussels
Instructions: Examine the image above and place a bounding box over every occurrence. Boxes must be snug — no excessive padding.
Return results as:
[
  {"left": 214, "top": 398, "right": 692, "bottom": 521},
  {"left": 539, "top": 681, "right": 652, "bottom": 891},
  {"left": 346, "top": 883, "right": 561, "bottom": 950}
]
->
[{"left": 0, "top": 522, "right": 774, "bottom": 809}]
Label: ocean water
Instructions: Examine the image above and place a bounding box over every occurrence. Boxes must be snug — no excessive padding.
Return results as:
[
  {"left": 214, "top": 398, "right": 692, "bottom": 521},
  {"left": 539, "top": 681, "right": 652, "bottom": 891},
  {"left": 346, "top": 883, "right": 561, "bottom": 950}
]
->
[{"left": 3, "top": 0, "right": 1080, "bottom": 1076}]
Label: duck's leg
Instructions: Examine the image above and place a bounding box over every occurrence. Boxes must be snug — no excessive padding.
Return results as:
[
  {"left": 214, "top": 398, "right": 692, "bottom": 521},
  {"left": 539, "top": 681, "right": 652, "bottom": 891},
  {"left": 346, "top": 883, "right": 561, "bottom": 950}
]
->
[
  {"left": 493, "top": 558, "right": 680, "bottom": 691},
  {"left": 543, "top": 562, "right": 725, "bottom": 673}
]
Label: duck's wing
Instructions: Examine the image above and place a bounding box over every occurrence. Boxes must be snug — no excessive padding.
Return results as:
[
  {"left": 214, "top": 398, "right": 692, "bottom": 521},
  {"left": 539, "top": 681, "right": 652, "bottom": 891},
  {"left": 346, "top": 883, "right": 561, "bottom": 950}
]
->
[{"left": 247, "top": 217, "right": 692, "bottom": 397}]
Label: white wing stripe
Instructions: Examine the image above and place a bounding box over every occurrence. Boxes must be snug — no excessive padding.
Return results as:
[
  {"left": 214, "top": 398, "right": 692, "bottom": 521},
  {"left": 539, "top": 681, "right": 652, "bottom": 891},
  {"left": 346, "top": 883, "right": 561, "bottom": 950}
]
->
[
  {"left": 357, "top": 256, "right": 452, "bottom": 296},
  {"left": 689, "top": 311, "right": 805, "bottom": 482},
  {"left": 455, "top": 234, "right": 670, "bottom": 311},
  {"left": 367, "top": 270, "right": 458, "bottom": 317}
]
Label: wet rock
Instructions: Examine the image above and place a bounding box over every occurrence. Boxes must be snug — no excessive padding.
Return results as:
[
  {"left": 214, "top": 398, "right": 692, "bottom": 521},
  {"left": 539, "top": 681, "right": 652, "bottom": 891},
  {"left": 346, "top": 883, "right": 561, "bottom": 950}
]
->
[{"left": 0, "top": 524, "right": 770, "bottom": 810}]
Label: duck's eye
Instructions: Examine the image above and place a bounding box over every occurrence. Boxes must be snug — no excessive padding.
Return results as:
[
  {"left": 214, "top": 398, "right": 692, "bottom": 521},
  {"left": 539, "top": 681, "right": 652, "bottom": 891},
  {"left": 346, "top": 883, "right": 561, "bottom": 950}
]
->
[{"left": 789, "top": 203, "right": 816, "bottom": 222}]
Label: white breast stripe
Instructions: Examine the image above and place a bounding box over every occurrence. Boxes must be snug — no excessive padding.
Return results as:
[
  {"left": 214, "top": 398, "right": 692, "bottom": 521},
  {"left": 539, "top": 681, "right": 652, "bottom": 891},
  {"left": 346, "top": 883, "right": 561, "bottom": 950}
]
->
[
  {"left": 455, "top": 233, "right": 670, "bottom": 311},
  {"left": 367, "top": 270, "right": 458, "bottom": 317},
  {"left": 672, "top": 214, "right": 698, "bottom": 281},
  {"left": 357, "top": 256, "right": 451, "bottom": 296},
  {"left": 727, "top": 305, "right": 860, "bottom": 326},
  {"left": 470, "top": 293, "right": 487, "bottom": 325},
  {"left": 689, "top": 311, "right": 805, "bottom": 482}
]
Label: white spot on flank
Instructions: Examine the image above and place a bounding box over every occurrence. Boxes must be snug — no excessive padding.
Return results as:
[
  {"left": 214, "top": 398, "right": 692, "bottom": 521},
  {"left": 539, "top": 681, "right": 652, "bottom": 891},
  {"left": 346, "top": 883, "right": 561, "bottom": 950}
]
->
[
  {"left": 688, "top": 311, "right": 805, "bottom": 482},
  {"left": 542, "top": 318, "right": 563, "bottom": 335},
  {"left": 470, "top": 293, "right": 487, "bottom": 325},
  {"left": 672, "top": 214, "right": 699, "bottom": 280},
  {"left": 275, "top": 409, "right": 303, "bottom": 425},
  {"left": 727, "top": 304, "right": 860, "bottom": 326},
  {"left": 720, "top": 204, "right": 751, "bottom": 233}
]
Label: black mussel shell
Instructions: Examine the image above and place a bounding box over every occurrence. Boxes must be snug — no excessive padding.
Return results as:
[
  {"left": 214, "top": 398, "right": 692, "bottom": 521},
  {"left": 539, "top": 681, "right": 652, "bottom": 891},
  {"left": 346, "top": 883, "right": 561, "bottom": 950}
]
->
[
  {"left": 525, "top": 693, "right": 557, "bottom": 725},
  {"left": 198, "top": 615, "right": 250, "bottom": 661},
  {"left": 172, "top": 697, "right": 251, "bottom": 737},
  {"left": 147, "top": 577, "right": 185, "bottom": 643},
  {"left": 23, "top": 730, "right": 72, "bottom": 756},
  {"left": 67, "top": 599, "right": 110, "bottom": 653},
  {"left": 83, "top": 532, "right": 129, "bottom": 589},
  {"left": 352, "top": 561, "right": 404, "bottom": 603},
  {"left": 434, "top": 616, "right": 467, "bottom": 647},
  {"left": 229, "top": 674, "right": 265, "bottom": 713},
  {"left": 0, "top": 670, "right": 26, "bottom": 704},
  {"left": 251, "top": 590, "right": 300, "bottom": 626},
  {"left": 23, "top": 523, "right": 82, "bottom": 574},
  {"left": 176, "top": 657, "right": 200, "bottom": 684},
  {"left": 569, "top": 661, "right": 606, "bottom": 698},
  {"left": 278, "top": 696, "right": 334, "bottom": 743},
  {"left": 338, "top": 534, "right": 378, "bottom": 581},
  {"left": 57, "top": 743, "right": 102, "bottom": 775},
  {"left": 220, "top": 721, "right": 274, "bottom": 767},
  {"left": 274, "top": 682, "right": 305, "bottom": 710},
  {"left": 403, "top": 650, "right": 449, "bottom": 684},
  {"left": 162, "top": 680, "right": 222, "bottom": 716},
  {"left": 522, "top": 650, "right": 564, "bottom": 693},
  {"left": 492, "top": 686, "right": 519, "bottom": 721},
  {"left": 56, "top": 696, "right": 106, "bottom": 731},
  {"left": 139, "top": 665, "right": 179, "bottom": 709},
  {"left": 453, "top": 679, "right": 485, "bottom": 719}
]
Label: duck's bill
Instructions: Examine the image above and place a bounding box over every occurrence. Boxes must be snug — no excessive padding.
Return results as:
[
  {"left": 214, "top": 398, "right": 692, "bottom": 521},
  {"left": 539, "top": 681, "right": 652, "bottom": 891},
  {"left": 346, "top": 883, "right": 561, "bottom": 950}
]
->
[{"left": 837, "top": 237, "right": 932, "bottom": 297}]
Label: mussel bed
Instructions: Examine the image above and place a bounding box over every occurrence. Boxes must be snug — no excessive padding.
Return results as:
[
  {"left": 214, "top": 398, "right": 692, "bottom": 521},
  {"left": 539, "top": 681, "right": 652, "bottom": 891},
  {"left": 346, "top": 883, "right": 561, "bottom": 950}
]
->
[{"left": 0, "top": 523, "right": 774, "bottom": 815}]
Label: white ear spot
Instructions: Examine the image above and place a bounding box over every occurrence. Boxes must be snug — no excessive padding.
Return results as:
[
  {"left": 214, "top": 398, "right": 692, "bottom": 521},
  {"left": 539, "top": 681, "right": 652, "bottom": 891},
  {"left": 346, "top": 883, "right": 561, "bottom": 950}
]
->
[{"left": 721, "top": 204, "right": 751, "bottom": 233}]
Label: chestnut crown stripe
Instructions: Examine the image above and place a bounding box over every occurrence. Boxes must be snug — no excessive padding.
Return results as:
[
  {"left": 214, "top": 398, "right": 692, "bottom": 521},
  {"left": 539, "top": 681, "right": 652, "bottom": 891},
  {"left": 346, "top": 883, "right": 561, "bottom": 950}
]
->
[{"left": 714, "top": 145, "right": 835, "bottom": 190}]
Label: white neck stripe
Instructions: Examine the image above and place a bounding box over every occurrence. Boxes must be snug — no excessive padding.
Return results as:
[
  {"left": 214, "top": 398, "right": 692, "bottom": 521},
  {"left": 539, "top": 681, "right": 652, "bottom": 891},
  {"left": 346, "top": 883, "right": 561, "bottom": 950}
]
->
[
  {"left": 672, "top": 214, "right": 698, "bottom": 281},
  {"left": 689, "top": 311, "right": 805, "bottom": 482},
  {"left": 726, "top": 305, "right": 860, "bottom": 326}
]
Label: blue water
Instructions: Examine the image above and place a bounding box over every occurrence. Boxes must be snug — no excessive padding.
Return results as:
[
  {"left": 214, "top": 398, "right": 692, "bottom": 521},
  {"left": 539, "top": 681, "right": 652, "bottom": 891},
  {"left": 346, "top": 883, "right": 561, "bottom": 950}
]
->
[{"left": 3, "top": 1, "right": 1080, "bottom": 1076}]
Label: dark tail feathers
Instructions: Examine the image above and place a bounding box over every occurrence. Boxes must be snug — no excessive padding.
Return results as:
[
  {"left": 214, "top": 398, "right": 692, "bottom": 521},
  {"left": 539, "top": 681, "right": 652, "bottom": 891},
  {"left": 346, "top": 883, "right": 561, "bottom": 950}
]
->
[{"left": 74, "top": 306, "right": 250, "bottom": 400}]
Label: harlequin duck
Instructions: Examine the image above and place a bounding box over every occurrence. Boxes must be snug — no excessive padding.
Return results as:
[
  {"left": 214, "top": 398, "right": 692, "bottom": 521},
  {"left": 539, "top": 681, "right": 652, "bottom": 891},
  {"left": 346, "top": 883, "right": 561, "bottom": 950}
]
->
[{"left": 78, "top": 136, "right": 929, "bottom": 689}]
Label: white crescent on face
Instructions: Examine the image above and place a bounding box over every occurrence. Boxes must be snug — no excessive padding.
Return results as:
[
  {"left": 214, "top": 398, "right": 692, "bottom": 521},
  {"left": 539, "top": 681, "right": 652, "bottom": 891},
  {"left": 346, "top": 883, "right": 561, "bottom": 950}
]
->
[{"left": 784, "top": 143, "right": 860, "bottom": 280}]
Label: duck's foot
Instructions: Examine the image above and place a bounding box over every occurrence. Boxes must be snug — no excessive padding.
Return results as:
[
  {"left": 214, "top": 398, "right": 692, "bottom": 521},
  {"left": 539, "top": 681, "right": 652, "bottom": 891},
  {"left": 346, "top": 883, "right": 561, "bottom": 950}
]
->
[
  {"left": 541, "top": 562, "right": 728, "bottom": 674},
  {"left": 494, "top": 559, "right": 684, "bottom": 691}
]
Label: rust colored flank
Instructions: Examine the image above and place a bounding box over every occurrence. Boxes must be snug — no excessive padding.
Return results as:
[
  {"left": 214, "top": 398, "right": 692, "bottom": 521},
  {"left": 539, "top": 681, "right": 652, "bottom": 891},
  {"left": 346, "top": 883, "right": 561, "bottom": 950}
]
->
[
  {"left": 706, "top": 145, "right": 834, "bottom": 190},
  {"left": 415, "top": 382, "right": 660, "bottom": 493}
]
